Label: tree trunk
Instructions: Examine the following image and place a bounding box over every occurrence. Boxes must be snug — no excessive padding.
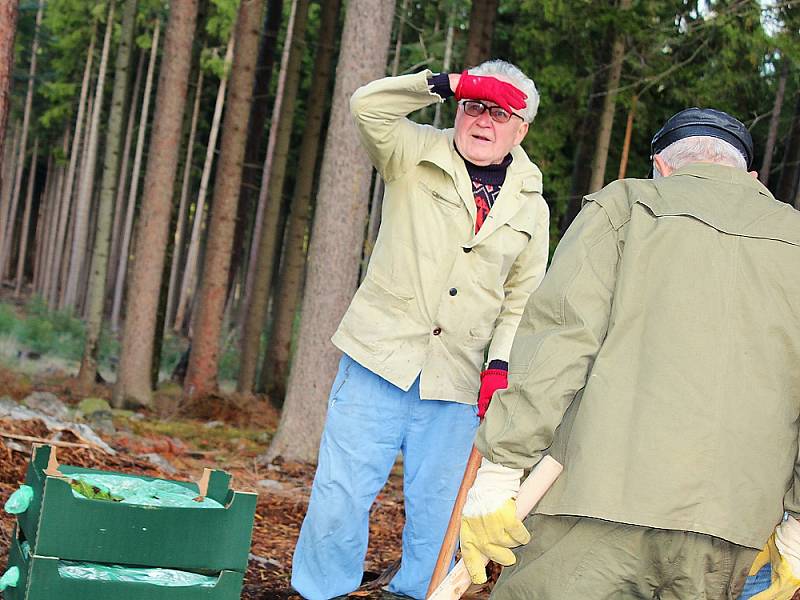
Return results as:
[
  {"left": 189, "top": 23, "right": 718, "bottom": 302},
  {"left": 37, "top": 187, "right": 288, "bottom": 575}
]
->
[
  {"left": 183, "top": 0, "right": 266, "bottom": 398},
  {"left": 464, "top": 0, "right": 498, "bottom": 68},
  {"left": 0, "top": 0, "right": 43, "bottom": 280},
  {"left": 32, "top": 153, "right": 53, "bottom": 294},
  {"left": 588, "top": 0, "right": 631, "bottom": 194},
  {"left": 13, "top": 137, "right": 37, "bottom": 295},
  {"left": 80, "top": 0, "right": 138, "bottom": 386},
  {"left": 617, "top": 94, "right": 637, "bottom": 179},
  {"left": 237, "top": 0, "right": 311, "bottom": 394},
  {"left": 241, "top": 0, "right": 295, "bottom": 332},
  {"left": 164, "top": 67, "right": 203, "bottom": 332},
  {"left": 231, "top": 0, "right": 283, "bottom": 319},
  {"left": 64, "top": 1, "right": 116, "bottom": 311},
  {"left": 113, "top": 2, "right": 198, "bottom": 409},
  {"left": 0, "top": 120, "right": 20, "bottom": 264},
  {"left": 173, "top": 38, "right": 233, "bottom": 332},
  {"left": 0, "top": 0, "right": 19, "bottom": 176},
  {"left": 261, "top": 0, "right": 341, "bottom": 403},
  {"left": 108, "top": 50, "right": 145, "bottom": 298},
  {"left": 265, "top": 0, "right": 395, "bottom": 463},
  {"left": 49, "top": 25, "right": 97, "bottom": 308},
  {"left": 777, "top": 94, "right": 800, "bottom": 204},
  {"left": 110, "top": 19, "right": 160, "bottom": 332},
  {"left": 39, "top": 145, "right": 64, "bottom": 298},
  {"left": 433, "top": 0, "right": 457, "bottom": 128},
  {"left": 759, "top": 61, "right": 788, "bottom": 187}
]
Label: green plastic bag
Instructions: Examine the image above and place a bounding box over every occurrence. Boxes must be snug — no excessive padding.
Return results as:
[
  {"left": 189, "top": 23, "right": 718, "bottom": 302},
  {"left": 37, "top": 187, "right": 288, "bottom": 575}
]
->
[
  {"left": 0, "top": 566, "right": 20, "bottom": 591},
  {"left": 4, "top": 485, "right": 34, "bottom": 514},
  {"left": 57, "top": 562, "right": 217, "bottom": 587},
  {"left": 67, "top": 474, "right": 223, "bottom": 508}
]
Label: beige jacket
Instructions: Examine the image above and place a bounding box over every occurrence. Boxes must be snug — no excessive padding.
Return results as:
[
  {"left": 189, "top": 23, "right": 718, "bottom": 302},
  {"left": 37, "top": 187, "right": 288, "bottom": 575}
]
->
[
  {"left": 477, "top": 163, "right": 800, "bottom": 549},
  {"left": 331, "top": 71, "right": 550, "bottom": 403}
]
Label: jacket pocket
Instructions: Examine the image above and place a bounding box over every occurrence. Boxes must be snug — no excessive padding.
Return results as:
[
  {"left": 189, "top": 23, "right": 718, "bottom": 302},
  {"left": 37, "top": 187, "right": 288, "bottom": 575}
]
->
[{"left": 418, "top": 180, "right": 462, "bottom": 210}]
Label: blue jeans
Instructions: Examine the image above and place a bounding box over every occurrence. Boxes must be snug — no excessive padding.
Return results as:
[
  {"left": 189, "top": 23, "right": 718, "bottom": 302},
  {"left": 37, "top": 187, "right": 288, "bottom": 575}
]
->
[
  {"left": 738, "top": 564, "right": 771, "bottom": 599},
  {"left": 292, "top": 354, "right": 478, "bottom": 599}
]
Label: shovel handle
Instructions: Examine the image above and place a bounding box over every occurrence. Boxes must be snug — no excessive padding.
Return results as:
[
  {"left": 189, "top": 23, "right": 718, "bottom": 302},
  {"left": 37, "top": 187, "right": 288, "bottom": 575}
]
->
[
  {"left": 425, "top": 446, "right": 483, "bottom": 597},
  {"left": 427, "top": 455, "right": 563, "bottom": 600}
]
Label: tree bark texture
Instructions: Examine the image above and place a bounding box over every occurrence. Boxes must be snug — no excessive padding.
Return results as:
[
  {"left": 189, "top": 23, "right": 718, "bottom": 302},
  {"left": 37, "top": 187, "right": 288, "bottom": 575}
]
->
[
  {"left": 231, "top": 0, "right": 283, "bottom": 312},
  {"left": 759, "top": 61, "right": 788, "bottom": 187},
  {"left": 237, "top": 0, "right": 311, "bottom": 394},
  {"left": 464, "top": 0, "right": 498, "bottom": 69},
  {"left": 0, "top": 120, "right": 20, "bottom": 270},
  {"left": 113, "top": 3, "right": 198, "bottom": 408},
  {"left": 173, "top": 38, "right": 233, "bottom": 333},
  {"left": 588, "top": 0, "right": 631, "bottom": 194},
  {"left": 265, "top": 0, "right": 395, "bottom": 463},
  {"left": 64, "top": 1, "right": 115, "bottom": 311},
  {"left": 50, "top": 25, "right": 97, "bottom": 308},
  {"left": 0, "top": 0, "right": 42, "bottom": 280},
  {"left": 13, "top": 137, "right": 36, "bottom": 295},
  {"left": 80, "top": 0, "right": 138, "bottom": 386},
  {"left": 183, "top": 0, "right": 265, "bottom": 399},
  {"left": 777, "top": 94, "right": 800, "bottom": 204},
  {"left": 261, "top": 0, "right": 341, "bottom": 403},
  {"left": 0, "top": 0, "right": 19, "bottom": 177}
]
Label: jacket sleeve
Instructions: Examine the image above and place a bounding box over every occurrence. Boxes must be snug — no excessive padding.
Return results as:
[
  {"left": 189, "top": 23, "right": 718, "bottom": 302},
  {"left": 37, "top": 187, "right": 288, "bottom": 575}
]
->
[
  {"left": 349, "top": 70, "right": 445, "bottom": 182},
  {"left": 487, "top": 196, "right": 550, "bottom": 362},
  {"left": 476, "top": 198, "right": 623, "bottom": 470}
]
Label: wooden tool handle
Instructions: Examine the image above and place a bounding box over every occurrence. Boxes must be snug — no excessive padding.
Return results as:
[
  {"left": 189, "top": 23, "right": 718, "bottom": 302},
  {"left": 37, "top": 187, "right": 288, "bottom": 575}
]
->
[
  {"left": 427, "top": 455, "right": 563, "bottom": 600},
  {"left": 426, "top": 446, "right": 483, "bottom": 597}
]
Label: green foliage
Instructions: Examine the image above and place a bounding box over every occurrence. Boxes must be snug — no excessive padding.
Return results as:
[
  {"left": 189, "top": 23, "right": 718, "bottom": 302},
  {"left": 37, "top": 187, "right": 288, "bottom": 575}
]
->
[{"left": 0, "top": 304, "right": 17, "bottom": 336}]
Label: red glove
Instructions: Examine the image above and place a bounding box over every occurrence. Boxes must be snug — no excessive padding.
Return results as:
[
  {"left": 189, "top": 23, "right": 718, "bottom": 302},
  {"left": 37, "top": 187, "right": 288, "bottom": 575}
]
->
[
  {"left": 455, "top": 71, "right": 527, "bottom": 114},
  {"left": 477, "top": 369, "right": 508, "bottom": 418}
]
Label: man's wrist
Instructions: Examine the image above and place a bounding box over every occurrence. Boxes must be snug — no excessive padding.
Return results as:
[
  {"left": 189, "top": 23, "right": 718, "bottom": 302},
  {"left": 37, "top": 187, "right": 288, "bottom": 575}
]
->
[
  {"left": 428, "top": 72, "right": 454, "bottom": 99},
  {"left": 487, "top": 359, "right": 508, "bottom": 371}
]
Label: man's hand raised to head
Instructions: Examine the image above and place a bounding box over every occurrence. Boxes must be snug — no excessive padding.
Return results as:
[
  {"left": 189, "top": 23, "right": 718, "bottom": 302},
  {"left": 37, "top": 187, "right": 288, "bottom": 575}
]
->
[{"left": 453, "top": 71, "right": 527, "bottom": 114}]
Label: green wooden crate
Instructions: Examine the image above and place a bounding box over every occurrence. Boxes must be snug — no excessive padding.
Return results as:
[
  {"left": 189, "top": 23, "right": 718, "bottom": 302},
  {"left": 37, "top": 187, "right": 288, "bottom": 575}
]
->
[
  {"left": 16, "top": 445, "right": 257, "bottom": 573},
  {"left": 4, "top": 528, "right": 245, "bottom": 600}
]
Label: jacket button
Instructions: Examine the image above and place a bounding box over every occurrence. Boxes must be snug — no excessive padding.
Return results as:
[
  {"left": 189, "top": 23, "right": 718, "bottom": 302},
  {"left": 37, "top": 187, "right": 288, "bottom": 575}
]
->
[
  {"left": 433, "top": 327, "right": 442, "bottom": 336},
  {"left": 449, "top": 288, "right": 457, "bottom": 296},
  {"left": 462, "top": 247, "right": 472, "bottom": 253}
]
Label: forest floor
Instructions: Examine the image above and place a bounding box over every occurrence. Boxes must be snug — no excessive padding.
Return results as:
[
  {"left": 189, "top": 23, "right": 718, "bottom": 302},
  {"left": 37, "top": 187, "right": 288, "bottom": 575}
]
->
[{"left": 0, "top": 361, "right": 498, "bottom": 599}]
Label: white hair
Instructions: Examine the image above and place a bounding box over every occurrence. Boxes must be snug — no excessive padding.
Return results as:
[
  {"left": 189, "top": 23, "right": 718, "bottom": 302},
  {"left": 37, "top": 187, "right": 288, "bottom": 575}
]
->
[
  {"left": 469, "top": 59, "right": 539, "bottom": 123},
  {"left": 654, "top": 135, "right": 747, "bottom": 177}
]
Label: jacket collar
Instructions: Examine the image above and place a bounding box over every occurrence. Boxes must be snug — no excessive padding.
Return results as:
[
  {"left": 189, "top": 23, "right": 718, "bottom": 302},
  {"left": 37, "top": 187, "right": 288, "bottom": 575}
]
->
[
  {"left": 670, "top": 162, "right": 773, "bottom": 200},
  {"left": 417, "top": 130, "right": 542, "bottom": 245}
]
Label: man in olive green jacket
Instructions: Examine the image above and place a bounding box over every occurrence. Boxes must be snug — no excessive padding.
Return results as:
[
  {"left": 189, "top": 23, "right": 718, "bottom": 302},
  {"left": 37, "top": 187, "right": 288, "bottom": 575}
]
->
[
  {"left": 292, "top": 61, "right": 550, "bottom": 600},
  {"left": 459, "top": 108, "right": 800, "bottom": 599}
]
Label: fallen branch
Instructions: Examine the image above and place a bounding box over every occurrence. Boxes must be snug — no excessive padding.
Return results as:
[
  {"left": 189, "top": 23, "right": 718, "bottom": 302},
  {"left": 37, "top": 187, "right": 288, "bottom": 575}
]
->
[{"left": 0, "top": 431, "right": 107, "bottom": 453}]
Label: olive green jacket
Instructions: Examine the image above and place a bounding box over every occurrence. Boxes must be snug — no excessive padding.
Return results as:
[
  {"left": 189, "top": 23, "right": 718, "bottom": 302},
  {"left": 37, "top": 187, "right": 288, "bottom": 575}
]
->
[
  {"left": 477, "top": 163, "right": 800, "bottom": 549},
  {"left": 331, "top": 71, "right": 550, "bottom": 403}
]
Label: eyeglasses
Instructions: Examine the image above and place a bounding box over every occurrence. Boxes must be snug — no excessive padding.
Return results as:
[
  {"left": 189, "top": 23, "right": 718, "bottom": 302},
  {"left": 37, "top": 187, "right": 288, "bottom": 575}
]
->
[{"left": 459, "top": 100, "right": 524, "bottom": 124}]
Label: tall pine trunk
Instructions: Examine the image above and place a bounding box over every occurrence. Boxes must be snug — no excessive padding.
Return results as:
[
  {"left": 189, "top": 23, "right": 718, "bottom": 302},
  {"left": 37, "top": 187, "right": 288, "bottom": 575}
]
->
[
  {"left": 0, "top": 0, "right": 43, "bottom": 280},
  {"left": 464, "top": 0, "right": 498, "bottom": 68},
  {"left": 265, "top": 0, "right": 395, "bottom": 463},
  {"left": 0, "top": 121, "right": 20, "bottom": 264},
  {"left": 183, "top": 0, "right": 266, "bottom": 398},
  {"left": 173, "top": 39, "right": 233, "bottom": 332},
  {"left": 0, "top": 0, "right": 19, "bottom": 174},
  {"left": 110, "top": 20, "right": 161, "bottom": 332},
  {"left": 113, "top": 3, "right": 198, "bottom": 408},
  {"left": 759, "top": 61, "right": 788, "bottom": 187},
  {"left": 80, "top": 0, "right": 139, "bottom": 386},
  {"left": 50, "top": 26, "right": 97, "bottom": 308},
  {"left": 777, "top": 94, "right": 800, "bottom": 203},
  {"left": 13, "top": 137, "right": 37, "bottom": 295},
  {"left": 64, "top": 1, "right": 116, "bottom": 310},
  {"left": 237, "top": 0, "right": 311, "bottom": 393},
  {"left": 261, "top": 0, "right": 341, "bottom": 402},
  {"left": 588, "top": 0, "right": 631, "bottom": 193},
  {"left": 164, "top": 67, "right": 203, "bottom": 331}
]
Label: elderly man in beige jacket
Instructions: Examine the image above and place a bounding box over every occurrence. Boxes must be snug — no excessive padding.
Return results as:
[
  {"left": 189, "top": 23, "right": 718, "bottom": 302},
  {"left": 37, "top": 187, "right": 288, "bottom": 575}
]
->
[{"left": 291, "top": 61, "right": 550, "bottom": 600}]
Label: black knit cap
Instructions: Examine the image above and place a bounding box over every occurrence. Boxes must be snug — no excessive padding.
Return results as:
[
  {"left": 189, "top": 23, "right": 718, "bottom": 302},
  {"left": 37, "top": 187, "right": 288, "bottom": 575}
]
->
[{"left": 650, "top": 108, "right": 754, "bottom": 169}]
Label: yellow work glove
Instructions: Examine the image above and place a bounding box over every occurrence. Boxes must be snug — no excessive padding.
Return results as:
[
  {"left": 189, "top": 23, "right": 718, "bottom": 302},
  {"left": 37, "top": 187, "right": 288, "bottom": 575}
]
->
[
  {"left": 460, "top": 458, "right": 530, "bottom": 584},
  {"left": 752, "top": 515, "right": 800, "bottom": 600}
]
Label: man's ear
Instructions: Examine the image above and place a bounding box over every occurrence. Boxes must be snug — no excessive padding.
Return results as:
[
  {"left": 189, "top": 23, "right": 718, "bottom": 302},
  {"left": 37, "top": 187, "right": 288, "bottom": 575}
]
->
[
  {"left": 514, "top": 121, "right": 529, "bottom": 146},
  {"left": 749, "top": 170, "right": 758, "bottom": 179},
  {"left": 653, "top": 154, "right": 672, "bottom": 177}
]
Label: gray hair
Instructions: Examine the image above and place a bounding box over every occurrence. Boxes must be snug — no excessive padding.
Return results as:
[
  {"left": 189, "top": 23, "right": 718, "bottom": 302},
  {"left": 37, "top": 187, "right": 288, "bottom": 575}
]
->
[
  {"left": 654, "top": 135, "right": 747, "bottom": 177},
  {"left": 469, "top": 60, "right": 539, "bottom": 123}
]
